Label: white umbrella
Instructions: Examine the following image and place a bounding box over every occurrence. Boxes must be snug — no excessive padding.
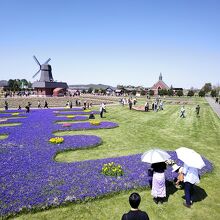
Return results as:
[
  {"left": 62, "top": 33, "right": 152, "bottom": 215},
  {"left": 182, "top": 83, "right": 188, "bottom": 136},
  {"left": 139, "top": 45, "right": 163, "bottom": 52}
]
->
[
  {"left": 176, "top": 147, "right": 205, "bottom": 169},
  {"left": 141, "top": 149, "right": 171, "bottom": 164}
]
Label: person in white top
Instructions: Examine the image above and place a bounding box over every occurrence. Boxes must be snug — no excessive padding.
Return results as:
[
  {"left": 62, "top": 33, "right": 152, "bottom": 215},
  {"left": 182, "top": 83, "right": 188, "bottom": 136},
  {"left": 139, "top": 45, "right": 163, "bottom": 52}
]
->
[
  {"left": 180, "top": 106, "right": 185, "bottom": 118},
  {"left": 182, "top": 163, "right": 200, "bottom": 208}
]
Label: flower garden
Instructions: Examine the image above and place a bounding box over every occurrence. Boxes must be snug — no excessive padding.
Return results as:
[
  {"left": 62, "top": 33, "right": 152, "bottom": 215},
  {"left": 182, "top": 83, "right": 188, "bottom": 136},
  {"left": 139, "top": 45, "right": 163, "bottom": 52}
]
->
[{"left": 0, "top": 105, "right": 214, "bottom": 218}]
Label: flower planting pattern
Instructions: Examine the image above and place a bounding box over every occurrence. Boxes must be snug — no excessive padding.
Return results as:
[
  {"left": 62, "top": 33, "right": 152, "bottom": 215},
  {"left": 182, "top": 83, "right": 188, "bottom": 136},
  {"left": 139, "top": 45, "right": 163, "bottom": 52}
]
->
[{"left": 0, "top": 109, "right": 213, "bottom": 217}]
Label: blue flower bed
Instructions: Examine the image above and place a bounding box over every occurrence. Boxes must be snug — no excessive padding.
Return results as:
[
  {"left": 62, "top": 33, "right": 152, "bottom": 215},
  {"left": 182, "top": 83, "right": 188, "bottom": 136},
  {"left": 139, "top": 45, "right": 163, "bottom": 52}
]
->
[{"left": 0, "top": 108, "right": 213, "bottom": 217}]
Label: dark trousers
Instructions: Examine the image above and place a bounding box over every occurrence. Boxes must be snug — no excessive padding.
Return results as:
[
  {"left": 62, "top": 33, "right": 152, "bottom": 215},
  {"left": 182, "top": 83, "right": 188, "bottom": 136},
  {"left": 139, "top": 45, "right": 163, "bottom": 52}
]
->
[
  {"left": 184, "top": 182, "right": 194, "bottom": 205},
  {"left": 100, "top": 110, "right": 103, "bottom": 118}
]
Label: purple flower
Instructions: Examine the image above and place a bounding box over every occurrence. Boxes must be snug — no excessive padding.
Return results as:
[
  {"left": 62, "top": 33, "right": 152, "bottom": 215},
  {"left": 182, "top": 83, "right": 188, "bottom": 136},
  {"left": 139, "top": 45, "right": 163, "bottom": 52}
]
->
[{"left": 0, "top": 108, "right": 213, "bottom": 217}]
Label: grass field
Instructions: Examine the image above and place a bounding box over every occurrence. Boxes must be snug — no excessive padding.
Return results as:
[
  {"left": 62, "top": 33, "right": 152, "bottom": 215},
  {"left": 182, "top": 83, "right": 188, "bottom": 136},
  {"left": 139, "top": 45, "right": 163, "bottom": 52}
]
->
[{"left": 13, "top": 97, "right": 220, "bottom": 220}]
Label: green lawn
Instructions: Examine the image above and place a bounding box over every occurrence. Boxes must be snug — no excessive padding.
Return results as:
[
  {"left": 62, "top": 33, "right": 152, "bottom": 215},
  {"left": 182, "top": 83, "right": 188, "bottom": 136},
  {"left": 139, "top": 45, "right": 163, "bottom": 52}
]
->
[
  {"left": 14, "top": 97, "right": 220, "bottom": 220},
  {"left": 0, "top": 123, "right": 21, "bottom": 127}
]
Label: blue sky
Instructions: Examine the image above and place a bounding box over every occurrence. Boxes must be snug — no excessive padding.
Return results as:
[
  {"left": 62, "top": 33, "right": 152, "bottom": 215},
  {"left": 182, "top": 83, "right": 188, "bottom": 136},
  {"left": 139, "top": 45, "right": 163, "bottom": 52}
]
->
[{"left": 0, "top": 0, "right": 219, "bottom": 89}]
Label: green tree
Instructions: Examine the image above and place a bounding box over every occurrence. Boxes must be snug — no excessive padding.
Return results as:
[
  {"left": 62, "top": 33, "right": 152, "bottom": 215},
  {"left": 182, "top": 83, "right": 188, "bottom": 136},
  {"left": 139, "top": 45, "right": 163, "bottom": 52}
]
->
[
  {"left": 100, "top": 88, "right": 106, "bottom": 95},
  {"left": 158, "top": 89, "right": 168, "bottom": 96},
  {"left": 88, "top": 87, "right": 93, "bottom": 93},
  {"left": 163, "top": 89, "right": 168, "bottom": 95},
  {"left": 149, "top": 90, "right": 154, "bottom": 96},
  {"left": 20, "top": 79, "right": 28, "bottom": 89},
  {"left": 27, "top": 81, "right": 32, "bottom": 88},
  {"left": 131, "top": 90, "right": 136, "bottom": 96},
  {"left": 158, "top": 89, "right": 163, "bottom": 96},
  {"left": 198, "top": 90, "right": 205, "bottom": 97},
  {"left": 176, "top": 90, "right": 183, "bottom": 97},
  {"left": 211, "top": 90, "right": 217, "bottom": 97},
  {"left": 187, "top": 90, "right": 195, "bottom": 97},
  {"left": 8, "top": 79, "right": 15, "bottom": 90},
  {"left": 202, "top": 83, "right": 212, "bottom": 94},
  {"left": 168, "top": 89, "right": 174, "bottom": 96},
  {"left": 140, "top": 90, "right": 146, "bottom": 96}
]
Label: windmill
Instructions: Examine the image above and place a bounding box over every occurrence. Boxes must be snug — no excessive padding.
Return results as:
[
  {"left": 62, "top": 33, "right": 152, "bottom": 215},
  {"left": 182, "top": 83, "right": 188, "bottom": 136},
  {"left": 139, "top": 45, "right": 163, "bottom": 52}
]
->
[{"left": 32, "top": 55, "right": 54, "bottom": 82}]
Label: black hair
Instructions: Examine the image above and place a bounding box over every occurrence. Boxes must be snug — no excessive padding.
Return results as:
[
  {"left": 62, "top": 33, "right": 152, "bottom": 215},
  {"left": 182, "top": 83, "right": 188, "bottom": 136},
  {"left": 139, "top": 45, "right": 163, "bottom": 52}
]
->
[
  {"left": 129, "top": 192, "right": 141, "bottom": 209},
  {"left": 175, "top": 167, "right": 180, "bottom": 173}
]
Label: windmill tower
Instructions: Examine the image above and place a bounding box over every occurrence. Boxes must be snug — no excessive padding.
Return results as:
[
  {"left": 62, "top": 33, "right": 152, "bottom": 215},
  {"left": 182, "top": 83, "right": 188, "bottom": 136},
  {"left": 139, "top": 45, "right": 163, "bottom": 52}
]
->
[
  {"left": 32, "top": 55, "right": 68, "bottom": 96},
  {"left": 32, "top": 56, "right": 53, "bottom": 82}
]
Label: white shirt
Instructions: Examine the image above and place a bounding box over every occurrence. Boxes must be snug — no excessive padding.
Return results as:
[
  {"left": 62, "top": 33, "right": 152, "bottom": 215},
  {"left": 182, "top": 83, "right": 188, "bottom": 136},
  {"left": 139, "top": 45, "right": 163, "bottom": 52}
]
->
[{"left": 183, "top": 164, "right": 200, "bottom": 184}]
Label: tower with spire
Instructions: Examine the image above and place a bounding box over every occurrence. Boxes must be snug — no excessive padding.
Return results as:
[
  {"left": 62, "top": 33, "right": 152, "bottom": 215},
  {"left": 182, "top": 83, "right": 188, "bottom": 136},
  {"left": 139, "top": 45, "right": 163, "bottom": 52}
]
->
[{"left": 151, "top": 73, "right": 169, "bottom": 95}]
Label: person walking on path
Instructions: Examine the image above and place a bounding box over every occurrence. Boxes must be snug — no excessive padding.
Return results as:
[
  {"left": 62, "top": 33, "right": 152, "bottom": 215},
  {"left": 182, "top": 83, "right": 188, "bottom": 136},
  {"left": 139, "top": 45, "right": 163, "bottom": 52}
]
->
[
  {"left": 4, "top": 101, "right": 8, "bottom": 110},
  {"left": 205, "top": 97, "right": 220, "bottom": 118},
  {"left": 44, "top": 100, "right": 48, "bottom": 108},
  {"left": 121, "top": 192, "right": 150, "bottom": 220},
  {"left": 37, "top": 101, "right": 41, "bottom": 108},
  {"left": 25, "top": 105, "right": 30, "bottom": 113}
]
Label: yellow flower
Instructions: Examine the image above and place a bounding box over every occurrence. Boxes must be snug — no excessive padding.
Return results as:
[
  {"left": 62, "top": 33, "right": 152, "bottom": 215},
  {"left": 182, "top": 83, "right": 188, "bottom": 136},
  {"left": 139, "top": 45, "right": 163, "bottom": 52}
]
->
[
  {"left": 66, "top": 115, "right": 75, "bottom": 118},
  {"left": 49, "top": 137, "right": 64, "bottom": 144},
  {"left": 90, "top": 120, "right": 100, "bottom": 126}
]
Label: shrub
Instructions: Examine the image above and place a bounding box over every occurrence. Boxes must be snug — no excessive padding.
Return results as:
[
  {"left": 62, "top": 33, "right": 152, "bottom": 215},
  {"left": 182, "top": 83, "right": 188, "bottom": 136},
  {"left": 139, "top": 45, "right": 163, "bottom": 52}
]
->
[
  {"left": 49, "top": 137, "right": 64, "bottom": 144},
  {"left": 101, "top": 162, "right": 124, "bottom": 177}
]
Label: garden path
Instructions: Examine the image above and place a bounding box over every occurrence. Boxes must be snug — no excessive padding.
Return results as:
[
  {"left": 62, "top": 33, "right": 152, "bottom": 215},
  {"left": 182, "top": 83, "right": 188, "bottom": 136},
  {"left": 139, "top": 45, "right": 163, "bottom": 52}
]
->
[{"left": 205, "top": 97, "right": 220, "bottom": 118}]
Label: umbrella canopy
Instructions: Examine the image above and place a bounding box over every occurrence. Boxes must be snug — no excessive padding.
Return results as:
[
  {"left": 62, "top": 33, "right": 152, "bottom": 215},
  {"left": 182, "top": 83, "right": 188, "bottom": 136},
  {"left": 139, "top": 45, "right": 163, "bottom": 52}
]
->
[
  {"left": 141, "top": 149, "right": 171, "bottom": 164},
  {"left": 176, "top": 147, "right": 205, "bottom": 169}
]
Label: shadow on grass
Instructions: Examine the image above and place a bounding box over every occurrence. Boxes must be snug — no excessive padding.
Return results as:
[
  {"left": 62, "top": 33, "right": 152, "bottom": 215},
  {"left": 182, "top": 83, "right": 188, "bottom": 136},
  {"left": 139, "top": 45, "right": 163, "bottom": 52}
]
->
[
  {"left": 165, "top": 180, "right": 179, "bottom": 202},
  {"left": 181, "top": 185, "right": 208, "bottom": 203}
]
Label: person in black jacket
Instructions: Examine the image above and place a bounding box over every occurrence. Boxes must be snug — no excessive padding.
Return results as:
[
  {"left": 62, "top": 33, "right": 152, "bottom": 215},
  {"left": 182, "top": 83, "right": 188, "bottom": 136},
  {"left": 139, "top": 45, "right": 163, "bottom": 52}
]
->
[{"left": 121, "top": 192, "right": 150, "bottom": 220}]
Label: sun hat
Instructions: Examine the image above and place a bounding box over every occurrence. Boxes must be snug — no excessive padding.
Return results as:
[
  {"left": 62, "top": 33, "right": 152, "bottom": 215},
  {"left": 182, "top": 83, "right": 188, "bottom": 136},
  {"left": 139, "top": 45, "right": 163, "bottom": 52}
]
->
[{"left": 172, "top": 164, "right": 180, "bottom": 172}]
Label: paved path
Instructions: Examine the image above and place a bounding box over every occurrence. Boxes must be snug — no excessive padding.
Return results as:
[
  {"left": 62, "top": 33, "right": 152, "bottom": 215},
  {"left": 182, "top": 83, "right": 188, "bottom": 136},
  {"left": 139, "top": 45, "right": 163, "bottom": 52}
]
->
[{"left": 205, "top": 97, "right": 220, "bottom": 118}]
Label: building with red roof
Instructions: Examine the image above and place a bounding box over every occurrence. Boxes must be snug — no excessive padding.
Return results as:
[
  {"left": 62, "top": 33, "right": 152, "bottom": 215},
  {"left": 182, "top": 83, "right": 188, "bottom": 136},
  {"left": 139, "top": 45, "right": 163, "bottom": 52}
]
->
[{"left": 151, "top": 73, "right": 169, "bottom": 95}]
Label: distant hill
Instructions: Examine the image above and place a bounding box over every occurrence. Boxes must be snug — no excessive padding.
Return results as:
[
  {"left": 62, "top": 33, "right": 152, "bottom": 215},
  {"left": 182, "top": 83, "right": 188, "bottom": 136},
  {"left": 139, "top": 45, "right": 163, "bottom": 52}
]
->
[{"left": 68, "top": 84, "right": 116, "bottom": 90}]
